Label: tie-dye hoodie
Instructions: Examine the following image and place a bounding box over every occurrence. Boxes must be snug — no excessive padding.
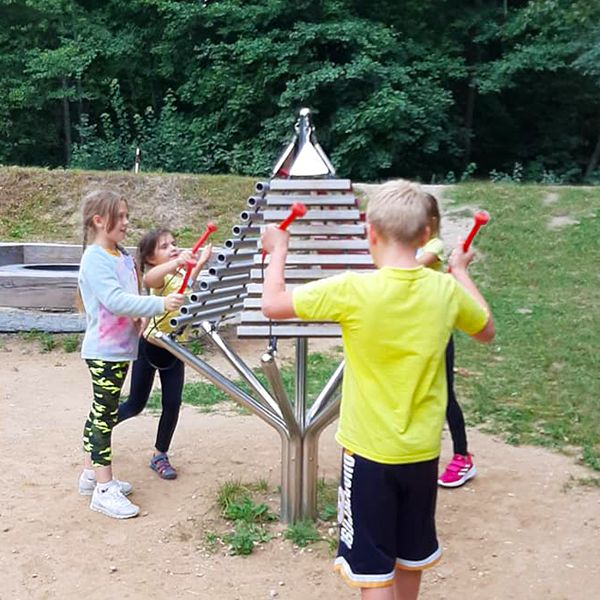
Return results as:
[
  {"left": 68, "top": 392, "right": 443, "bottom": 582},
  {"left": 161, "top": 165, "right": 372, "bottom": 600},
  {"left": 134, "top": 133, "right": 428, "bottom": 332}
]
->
[{"left": 78, "top": 244, "right": 165, "bottom": 361}]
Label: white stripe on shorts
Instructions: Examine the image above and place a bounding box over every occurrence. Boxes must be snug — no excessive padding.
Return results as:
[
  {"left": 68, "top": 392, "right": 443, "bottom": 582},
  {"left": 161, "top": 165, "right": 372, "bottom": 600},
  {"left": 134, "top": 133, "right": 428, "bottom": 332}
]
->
[
  {"left": 334, "top": 556, "right": 395, "bottom": 586},
  {"left": 396, "top": 546, "right": 442, "bottom": 569}
]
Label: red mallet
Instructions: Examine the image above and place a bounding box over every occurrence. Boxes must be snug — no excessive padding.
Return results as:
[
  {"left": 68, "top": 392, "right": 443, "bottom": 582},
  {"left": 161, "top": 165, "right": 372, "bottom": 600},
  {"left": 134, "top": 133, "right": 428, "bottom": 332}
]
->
[
  {"left": 177, "top": 222, "right": 218, "bottom": 294},
  {"left": 262, "top": 202, "right": 307, "bottom": 258},
  {"left": 279, "top": 202, "right": 307, "bottom": 231},
  {"left": 462, "top": 210, "right": 490, "bottom": 252}
]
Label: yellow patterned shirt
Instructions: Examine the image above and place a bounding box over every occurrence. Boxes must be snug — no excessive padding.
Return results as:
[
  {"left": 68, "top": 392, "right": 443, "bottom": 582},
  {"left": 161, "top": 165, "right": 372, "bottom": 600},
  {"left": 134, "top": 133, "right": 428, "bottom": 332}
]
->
[{"left": 143, "top": 268, "right": 189, "bottom": 341}]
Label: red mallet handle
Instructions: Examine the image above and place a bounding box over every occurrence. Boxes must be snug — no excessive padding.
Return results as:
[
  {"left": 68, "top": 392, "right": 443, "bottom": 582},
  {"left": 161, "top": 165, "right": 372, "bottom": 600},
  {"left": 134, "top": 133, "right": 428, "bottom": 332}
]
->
[
  {"left": 462, "top": 211, "right": 490, "bottom": 252},
  {"left": 177, "top": 260, "right": 196, "bottom": 294},
  {"left": 177, "top": 222, "right": 218, "bottom": 294},
  {"left": 262, "top": 202, "right": 307, "bottom": 258}
]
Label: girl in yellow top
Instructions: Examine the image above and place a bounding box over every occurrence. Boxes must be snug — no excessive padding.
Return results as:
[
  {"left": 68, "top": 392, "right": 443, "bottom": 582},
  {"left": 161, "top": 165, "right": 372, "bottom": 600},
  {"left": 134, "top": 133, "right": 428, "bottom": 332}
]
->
[
  {"left": 417, "top": 194, "right": 476, "bottom": 488},
  {"left": 117, "top": 228, "right": 211, "bottom": 480}
]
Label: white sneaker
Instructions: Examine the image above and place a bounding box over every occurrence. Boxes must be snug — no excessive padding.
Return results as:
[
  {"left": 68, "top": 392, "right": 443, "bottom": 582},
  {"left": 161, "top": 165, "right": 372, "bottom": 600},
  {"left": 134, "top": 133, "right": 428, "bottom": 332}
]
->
[
  {"left": 90, "top": 482, "right": 140, "bottom": 519},
  {"left": 79, "top": 472, "right": 133, "bottom": 496}
]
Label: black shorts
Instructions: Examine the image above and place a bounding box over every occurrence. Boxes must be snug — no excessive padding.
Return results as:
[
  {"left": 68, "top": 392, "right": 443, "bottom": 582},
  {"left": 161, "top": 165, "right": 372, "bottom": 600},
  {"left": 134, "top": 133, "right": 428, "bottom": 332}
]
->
[{"left": 334, "top": 451, "right": 441, "bottom": 588}]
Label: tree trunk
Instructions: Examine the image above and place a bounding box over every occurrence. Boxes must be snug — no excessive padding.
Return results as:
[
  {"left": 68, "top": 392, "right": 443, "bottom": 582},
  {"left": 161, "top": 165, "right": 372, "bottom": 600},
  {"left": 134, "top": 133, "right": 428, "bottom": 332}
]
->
[
  {"left": 62, "top": 76, "right": 72, "bottom": 165},
  {"left": 584, "top": 129, "right": 600, "bottom": 180},
  {"left": 464, "top": 77, "right": 477, "bottom": 168}
]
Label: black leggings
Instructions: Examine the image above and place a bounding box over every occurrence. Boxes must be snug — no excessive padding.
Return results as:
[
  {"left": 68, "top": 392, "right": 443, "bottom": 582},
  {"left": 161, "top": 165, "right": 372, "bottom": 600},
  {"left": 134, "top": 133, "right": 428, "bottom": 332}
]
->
[
  {"left": 445, "top": 336, "right": 468, "bottom": 456},
  {"left": 117, "top": 337, "right": 184, "bottom": 453}
]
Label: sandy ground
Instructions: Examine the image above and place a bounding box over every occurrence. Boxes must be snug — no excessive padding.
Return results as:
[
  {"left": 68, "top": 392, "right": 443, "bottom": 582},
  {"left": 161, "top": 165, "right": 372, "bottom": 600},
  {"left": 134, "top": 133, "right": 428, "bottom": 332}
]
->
[
  {"left": 1, "top": 335, "right": 600, "bottom": 600},
  {"left": 1, "top": 182, "right": 598, "bottom": 599}
]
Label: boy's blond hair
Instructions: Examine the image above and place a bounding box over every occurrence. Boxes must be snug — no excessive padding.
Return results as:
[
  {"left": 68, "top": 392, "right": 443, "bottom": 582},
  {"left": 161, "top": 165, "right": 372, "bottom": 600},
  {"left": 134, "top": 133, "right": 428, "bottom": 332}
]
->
[{"left": 366, "top": 180, "right": 429, "bottom": 245}]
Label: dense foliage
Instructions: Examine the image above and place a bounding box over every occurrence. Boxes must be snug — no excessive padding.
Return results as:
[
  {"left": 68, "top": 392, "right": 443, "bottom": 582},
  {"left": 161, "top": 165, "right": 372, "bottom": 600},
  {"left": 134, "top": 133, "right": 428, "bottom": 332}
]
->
[{"left": 1, "top": 0, "right": 599, "bottom": 182}]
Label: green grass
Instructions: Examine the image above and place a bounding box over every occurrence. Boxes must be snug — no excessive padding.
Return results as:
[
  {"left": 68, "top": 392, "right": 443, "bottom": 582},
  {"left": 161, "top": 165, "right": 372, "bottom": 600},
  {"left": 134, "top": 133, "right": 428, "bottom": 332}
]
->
[
  {"left": 143, "top": 349, "right": 343, "bottom": 413},
  {"left": 445, "top": 183, "right": 600, "bottom": 469},
  {"left": 62, "top": 334, "right": 81, "bottom": 353},
  {"left": 317, "top": 477, "right": 338, "bottom": 522},
  {"left": 146, "top": 379, "right": 228, "bottom": 412},
  {"left": 214, "top": 479, "right": 275, "bottom": 556},
  {"left": 284, "top": 520, "right": 322, "bottom": 547},
  {"left": 19, "top": 330, "right": 56, "bottom": 352}
]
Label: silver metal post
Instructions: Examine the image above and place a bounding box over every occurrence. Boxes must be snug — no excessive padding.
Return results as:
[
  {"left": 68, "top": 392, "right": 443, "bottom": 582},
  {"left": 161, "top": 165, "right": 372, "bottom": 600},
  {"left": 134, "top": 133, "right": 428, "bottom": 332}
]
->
[
  {"left": 153, "top": 332, "right": 287, "bottom": 435},
  {"left": 295, "top": 337, "right": 307, "bottom": 433},
  {"left": 261, "top": 350, "right": 302, "bottom": 522},
  {"left": 199, "top": 321, "right": 284, "bottom": 422},
  {"left": 301, "top": 368, "right": 343, "bottom": 519}
]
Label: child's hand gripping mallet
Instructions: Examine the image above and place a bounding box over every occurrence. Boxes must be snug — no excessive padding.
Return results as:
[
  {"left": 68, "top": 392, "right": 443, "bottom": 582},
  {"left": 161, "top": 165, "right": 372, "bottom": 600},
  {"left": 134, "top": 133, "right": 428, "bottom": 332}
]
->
[
  {"left": 177, "top": 222, "right": 218, "bottom": 293},
  {"left": 261, "top": 202, "right": 307, "bottom": 259},
  {"left": 449, "top": 210, "right": 490, "bottom": 272}
]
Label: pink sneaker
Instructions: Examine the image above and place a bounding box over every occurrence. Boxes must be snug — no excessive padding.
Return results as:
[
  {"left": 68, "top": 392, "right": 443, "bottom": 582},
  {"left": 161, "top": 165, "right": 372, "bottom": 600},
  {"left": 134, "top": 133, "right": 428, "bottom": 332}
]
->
[{"left": 438, "top": 453, "right": 476, "bottom": 488}]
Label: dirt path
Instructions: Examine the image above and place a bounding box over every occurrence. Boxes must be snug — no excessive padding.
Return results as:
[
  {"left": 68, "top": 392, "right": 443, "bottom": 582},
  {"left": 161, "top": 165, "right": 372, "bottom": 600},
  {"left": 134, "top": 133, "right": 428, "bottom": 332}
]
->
[{"left": 1, "top": 338, "right": 600, "bottom": 600}]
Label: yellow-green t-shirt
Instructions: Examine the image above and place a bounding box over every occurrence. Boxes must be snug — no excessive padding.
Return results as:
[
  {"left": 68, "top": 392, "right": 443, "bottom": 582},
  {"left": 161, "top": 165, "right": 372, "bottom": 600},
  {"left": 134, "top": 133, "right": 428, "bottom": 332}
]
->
[
  {"left": 418, "top": 237, "right": 445, "bottom": 272},
  {"left": 143, "top": 268, "right": 189, "bottom": 341},
  {"left": 293, "top": 267, "right": 488, "bottom": 465}
]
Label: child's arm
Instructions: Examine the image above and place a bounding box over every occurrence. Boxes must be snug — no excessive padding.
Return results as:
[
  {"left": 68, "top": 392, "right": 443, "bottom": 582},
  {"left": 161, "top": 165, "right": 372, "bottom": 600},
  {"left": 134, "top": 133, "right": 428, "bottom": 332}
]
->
[
  {"left": 189, "top": 244, "right": 212, "bottom": 285},
  {"left": 416, "top": 252, "right": 439, "bottom": 268},
  {"left": 449, "top": 246, "right": 495, "bottom": 343},
  {"left": 261, "top": 226, "right": 297, "bottom": 319},
  {"left": 83, "top": 249, "right": 177, "bottom": 317},
  {"left": 143, "top": 251, "right": 193, "bottom": 289}
]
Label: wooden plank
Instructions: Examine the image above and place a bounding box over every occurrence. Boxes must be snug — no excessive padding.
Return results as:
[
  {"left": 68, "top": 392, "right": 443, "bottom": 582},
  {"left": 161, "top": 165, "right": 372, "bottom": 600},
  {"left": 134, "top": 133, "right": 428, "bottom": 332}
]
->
[
  {"left": 256, "top": 254, "right": 373, "bottom": 267},
  {"left": 287, "top": 239, "right": 369, "bottom": 251},
  {"left": 261, "top": 209, "right": 360, "bottom": 222},
  {"left": 237, "top": 323, "right": 341, "bottom": 338},
  {"left": 249, "top": 268, "right": 346, "bottom": 281},
  {"left": 249, "top": 194, "right": 357, "bottom": 208},
  {"left": 0, "top": 267, "right": 79, "bottom": 310},
  {"left": 268, "top": 179, "right": 351, "bottom": 191},
  {"left": 286, "top": 224, "right": 365, "bottom": 236}
]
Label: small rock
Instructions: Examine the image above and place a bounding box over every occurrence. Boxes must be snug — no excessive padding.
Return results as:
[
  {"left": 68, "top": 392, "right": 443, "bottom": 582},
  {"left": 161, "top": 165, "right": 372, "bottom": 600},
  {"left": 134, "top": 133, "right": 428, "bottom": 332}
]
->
[
  {"left": 109, "top": 566, "right": 118, "bottom": 573},
  {"left": 278, "top": 581, "right": 285, "bottom": 586},
  {"left": 269, "top": 591, "right": 278, "bottom": 598},
  {"left": 32, "top": 574, "right": 38, "bottom": 578},
  {"left": 3, "top": 527, "right": 10, "bottom": 533}
]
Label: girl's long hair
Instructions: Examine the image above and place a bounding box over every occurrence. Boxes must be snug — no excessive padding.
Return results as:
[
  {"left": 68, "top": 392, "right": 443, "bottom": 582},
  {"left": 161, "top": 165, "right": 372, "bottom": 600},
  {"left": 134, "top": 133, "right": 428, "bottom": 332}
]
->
[
  {"left": 423, "top": 193, "right": 441, "bottom": 238},
  {"left": 76, "top": 189, "right": 128, "bottom": 312},
  {"left": 137, "top": 228, "right": 173, "bottom": 274}
]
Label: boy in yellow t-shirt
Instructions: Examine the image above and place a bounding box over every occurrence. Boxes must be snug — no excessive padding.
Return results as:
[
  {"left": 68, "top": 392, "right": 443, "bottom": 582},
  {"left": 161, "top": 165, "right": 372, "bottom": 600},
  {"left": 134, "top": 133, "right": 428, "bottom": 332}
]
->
[{"left": 260, "top": 180, "right": 494, "bottom": 600}]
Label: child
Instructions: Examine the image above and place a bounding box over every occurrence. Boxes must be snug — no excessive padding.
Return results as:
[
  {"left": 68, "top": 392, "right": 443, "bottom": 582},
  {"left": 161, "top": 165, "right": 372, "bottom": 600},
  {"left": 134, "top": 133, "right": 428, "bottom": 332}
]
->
[
  {"left": 77, "top": 190, "right": 184, "bottom": 519},
  {"left": 117, "top": 228, "right": 212, "bottom": 479},
  {"left": 260, "top": 180, "right": 494, "bottom": 600},
  {"left": 417, "top": 194, "right": 476, "bottom": 488}
]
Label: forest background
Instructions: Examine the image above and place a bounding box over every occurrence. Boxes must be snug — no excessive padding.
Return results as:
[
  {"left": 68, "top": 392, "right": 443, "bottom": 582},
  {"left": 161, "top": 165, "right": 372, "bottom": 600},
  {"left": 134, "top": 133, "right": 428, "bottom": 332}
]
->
[{"left": 1, "top": 0, "right": 600, "bottom": 183}]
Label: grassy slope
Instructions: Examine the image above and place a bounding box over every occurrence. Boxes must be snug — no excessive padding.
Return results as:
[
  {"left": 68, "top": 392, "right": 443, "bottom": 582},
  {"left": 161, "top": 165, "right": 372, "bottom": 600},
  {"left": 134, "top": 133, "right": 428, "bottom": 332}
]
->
[
  {"left": 1, "top": 168, "right": 599, "bottom": 469},
  {"left": 446, "top": 183, "right": 600, "bottom": 469},
  {"left": 0, "top": 166, "right": 257, "bottom": 246}
]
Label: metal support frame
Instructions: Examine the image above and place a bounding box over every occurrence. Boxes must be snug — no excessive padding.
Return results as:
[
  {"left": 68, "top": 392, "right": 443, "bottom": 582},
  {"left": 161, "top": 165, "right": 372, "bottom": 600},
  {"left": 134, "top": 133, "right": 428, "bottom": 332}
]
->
[{"left": 153, "top": 328, "right": 342, "bottom": 523}]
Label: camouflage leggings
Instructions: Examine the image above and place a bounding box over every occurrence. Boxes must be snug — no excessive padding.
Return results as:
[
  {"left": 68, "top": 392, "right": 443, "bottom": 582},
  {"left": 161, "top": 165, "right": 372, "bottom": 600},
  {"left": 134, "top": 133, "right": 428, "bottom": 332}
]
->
[{"left": 83, "top": 359, "right": 129, "bottom": 467}]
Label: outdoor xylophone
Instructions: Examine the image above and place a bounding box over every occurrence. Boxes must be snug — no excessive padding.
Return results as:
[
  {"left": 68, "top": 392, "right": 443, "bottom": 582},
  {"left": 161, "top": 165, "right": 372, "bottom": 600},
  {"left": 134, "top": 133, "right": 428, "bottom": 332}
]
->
[{"left": 152, "top": 108, "right": 488, "bottom": 523}]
